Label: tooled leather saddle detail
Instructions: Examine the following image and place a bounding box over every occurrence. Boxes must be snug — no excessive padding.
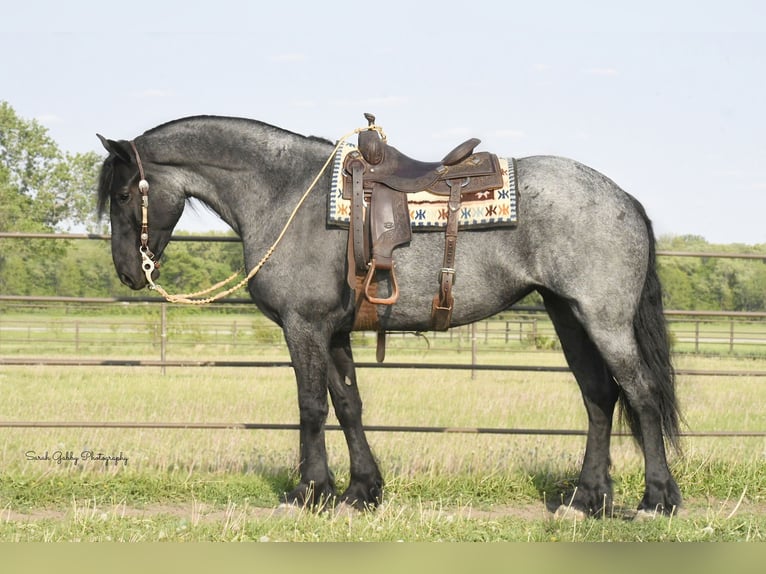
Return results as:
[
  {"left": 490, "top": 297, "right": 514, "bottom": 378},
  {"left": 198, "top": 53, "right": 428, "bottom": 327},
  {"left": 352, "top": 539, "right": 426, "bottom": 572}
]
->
[{"left": 343, "top": 114, "right": 504, "bottom": 341}]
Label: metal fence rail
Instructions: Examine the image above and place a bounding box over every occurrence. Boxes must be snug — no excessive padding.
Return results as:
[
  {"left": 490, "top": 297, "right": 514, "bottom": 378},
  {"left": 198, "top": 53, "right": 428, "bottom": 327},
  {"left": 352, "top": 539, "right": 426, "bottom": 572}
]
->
[
  {"left": 3, "top": 231, "right": 766, "bottom": 260},
  {"left": 4, "top": 294, "right": 766, "bottom": 374},
  {"left": 3, "top": 357, "right": 766, "bottom": 378},
  {"left": 0, "top": 419, "right": 764, "bottom": 437},
  {"left": 3, "top": 231, "right": 766, "bottom": 438}
]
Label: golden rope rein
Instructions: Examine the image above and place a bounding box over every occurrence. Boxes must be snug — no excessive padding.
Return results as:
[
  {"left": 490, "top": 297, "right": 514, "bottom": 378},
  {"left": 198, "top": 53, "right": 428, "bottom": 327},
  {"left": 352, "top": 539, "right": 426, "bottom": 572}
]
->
[{"left": 145, "top": 125, "right": 383, "bottom": 304}]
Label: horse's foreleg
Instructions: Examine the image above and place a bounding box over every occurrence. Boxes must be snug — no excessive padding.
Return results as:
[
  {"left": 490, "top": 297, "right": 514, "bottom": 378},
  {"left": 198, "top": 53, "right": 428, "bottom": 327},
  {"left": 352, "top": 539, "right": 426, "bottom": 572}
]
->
[
  {"left": 328, "top": 332, "right": 383, "bottom": 509},
  {"left": 282, "top": 321, "right": 336, "bottom": 509}
]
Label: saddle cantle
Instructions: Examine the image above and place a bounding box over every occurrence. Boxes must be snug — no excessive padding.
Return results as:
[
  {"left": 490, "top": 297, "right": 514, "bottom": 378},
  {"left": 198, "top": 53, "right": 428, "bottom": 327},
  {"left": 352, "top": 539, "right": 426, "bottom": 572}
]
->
[
  {"left": 342, "top": 114, "right": 505, "bottom": 349},
  {"left": 346, "top": 123, "right": 501, "bottom": 198}
]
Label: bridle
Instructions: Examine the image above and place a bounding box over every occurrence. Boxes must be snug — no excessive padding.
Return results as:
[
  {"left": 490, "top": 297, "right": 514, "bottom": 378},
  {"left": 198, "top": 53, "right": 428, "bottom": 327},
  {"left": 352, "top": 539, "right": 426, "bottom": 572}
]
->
[{"left": 129, "top": 140, "right": 160, "bottom": 285}]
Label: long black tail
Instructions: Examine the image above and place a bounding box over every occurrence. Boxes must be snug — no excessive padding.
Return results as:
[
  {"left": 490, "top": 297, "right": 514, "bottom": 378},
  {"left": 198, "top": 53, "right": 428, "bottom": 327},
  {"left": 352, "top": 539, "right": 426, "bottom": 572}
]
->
[{"left": 620, "top": 198, "right": 682, "bottom": 452}]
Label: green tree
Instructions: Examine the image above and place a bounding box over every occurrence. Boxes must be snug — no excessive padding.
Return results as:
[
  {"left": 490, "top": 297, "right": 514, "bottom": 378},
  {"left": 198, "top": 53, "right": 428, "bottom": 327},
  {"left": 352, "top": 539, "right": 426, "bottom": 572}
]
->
[
  {"left": 0, "top": 101, "right": 101, "bottom": 233},
  {"left": 732, "top": 263, "right": 766, "bottom": 311},
  {"left": 657, "top": 235, "right": 766, "bottom": 312},
  {"left": 0, "top": 101, "right": 103, "bottom": 293},
  {"left": 159, "top": 235, "right": 247, "bottom": 297}
]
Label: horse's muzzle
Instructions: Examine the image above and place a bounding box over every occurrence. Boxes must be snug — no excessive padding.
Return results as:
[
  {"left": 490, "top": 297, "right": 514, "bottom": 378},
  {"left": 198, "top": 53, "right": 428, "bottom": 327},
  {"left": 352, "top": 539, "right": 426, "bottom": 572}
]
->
[
  {"left": 119, "top": 272, "right": 143, "bottom": 290},
  {"left": 119, "top": 269, "right": 157, "bottom": 290}
]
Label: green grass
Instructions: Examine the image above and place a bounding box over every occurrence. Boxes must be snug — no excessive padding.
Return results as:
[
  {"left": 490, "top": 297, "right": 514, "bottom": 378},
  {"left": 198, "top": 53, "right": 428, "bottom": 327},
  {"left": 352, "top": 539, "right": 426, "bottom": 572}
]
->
[
  {"left": 0, "top": 355, "right": 765, "bottom": 541},
  {"left": 2, "top": 497, "right": 762, "bottom": 542}
]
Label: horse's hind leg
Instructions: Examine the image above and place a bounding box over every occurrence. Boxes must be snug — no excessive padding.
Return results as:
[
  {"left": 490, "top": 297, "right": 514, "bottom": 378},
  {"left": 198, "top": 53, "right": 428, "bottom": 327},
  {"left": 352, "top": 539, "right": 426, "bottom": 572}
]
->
[
  {"left": 327, "top": 332, "right": 383, "bottom": 509},
  {"left": 588, "top": 327, "right": 682, "bottom": 517},
  {"left": 543, "top": 293, "right": 620, "bottom": 517},
  {"left": 557, "top": 295, "right": 682, "bottom": 518}
]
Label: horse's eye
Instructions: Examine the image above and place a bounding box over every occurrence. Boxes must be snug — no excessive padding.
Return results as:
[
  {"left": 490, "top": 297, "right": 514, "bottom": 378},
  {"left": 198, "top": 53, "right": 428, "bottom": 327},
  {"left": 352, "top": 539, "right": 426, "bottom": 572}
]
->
[{"left": 116, "top": 190, "right": 131, "bottom": 204}]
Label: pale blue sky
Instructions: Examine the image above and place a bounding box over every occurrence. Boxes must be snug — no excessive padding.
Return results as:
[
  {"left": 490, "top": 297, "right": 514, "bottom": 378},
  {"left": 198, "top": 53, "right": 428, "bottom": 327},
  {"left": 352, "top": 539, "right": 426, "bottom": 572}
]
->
[{"left": 3, "top": 0, "right": 764, "bottom": 244}]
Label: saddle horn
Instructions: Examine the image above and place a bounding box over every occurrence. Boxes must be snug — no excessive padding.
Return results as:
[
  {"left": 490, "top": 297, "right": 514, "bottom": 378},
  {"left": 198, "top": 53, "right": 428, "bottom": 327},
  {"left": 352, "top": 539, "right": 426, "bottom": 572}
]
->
[{"left": 359, "top": 113, "right": 384, "bottom": 165}]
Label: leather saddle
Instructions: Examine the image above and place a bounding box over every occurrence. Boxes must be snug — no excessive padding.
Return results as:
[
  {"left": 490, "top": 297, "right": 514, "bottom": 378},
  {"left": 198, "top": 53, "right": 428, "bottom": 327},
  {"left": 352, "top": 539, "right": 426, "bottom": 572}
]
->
[
  {"left": 342, "top": 114, "right": 504, "bottom": 341},
  {"left": 348, "top": 133, "right": 502, "bottom": 196}
]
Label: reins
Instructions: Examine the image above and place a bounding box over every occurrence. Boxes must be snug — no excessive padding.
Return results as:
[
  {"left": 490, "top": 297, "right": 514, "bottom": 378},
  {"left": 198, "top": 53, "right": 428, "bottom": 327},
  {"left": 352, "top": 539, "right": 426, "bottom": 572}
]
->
[{"left": 131, "top": 124, "right": 385, "bottom": 304}]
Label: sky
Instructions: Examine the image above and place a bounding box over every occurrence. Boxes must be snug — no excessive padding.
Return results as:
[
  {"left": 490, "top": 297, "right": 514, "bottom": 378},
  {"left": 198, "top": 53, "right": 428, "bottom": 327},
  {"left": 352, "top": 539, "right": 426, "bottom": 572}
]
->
[{"left": 2, "top": 0, "right": 765, "bottom": 244}]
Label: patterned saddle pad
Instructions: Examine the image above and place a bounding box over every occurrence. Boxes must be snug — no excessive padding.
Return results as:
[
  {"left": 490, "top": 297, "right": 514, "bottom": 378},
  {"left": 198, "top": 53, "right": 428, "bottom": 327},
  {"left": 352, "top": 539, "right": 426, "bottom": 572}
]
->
[{"left": 327, "top": 142, "right": 518, "bottom": 231}]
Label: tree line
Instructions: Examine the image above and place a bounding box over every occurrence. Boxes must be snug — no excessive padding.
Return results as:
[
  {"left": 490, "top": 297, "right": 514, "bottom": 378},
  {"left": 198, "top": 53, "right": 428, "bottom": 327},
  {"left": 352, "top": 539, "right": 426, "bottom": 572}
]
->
[
  {"left": 1, "top": 101, "right": 765, "bottom": 311},
  {"left": 656, "top": 235, "right": 766, "bottom": 311}
]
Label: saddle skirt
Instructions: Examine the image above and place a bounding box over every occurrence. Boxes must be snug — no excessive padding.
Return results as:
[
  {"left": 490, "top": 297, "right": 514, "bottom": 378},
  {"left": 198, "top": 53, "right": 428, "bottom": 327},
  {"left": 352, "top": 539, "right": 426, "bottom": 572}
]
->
[{"left": 328, "top": 141, "right": 518, "bottom": 231}]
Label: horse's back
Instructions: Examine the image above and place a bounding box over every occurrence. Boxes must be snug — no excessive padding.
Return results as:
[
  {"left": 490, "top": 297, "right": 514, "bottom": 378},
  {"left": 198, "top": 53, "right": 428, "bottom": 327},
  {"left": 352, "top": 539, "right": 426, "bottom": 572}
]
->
[
  {"left": 516, "top": 155, "right": 646, "bottom": 229},
  {"left": 516, "top": 155, "right": 651, "bottom": 263},
  {"left": 512, "top": 154, "right": 652, "bottom": 310}
]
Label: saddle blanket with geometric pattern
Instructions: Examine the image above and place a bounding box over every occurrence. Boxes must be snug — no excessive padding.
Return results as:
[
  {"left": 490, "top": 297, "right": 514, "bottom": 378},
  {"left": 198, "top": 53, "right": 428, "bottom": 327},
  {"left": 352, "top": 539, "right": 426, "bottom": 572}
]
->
[{"left": 328, "top": 141, "right": 518, "bottom": 231}]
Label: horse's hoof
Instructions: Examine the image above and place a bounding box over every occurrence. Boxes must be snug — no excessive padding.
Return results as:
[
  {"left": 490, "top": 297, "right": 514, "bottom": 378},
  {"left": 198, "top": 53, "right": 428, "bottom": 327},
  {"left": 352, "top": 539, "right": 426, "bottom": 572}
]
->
[
  {"left": 340, "top": 481, "right": 383, "bottom": 510},
  {"left": 282, "top": 482, "right": 337, "bottom": 511},
  {"left": 554, "top": 504, "right": 588, "bottom": 521}
]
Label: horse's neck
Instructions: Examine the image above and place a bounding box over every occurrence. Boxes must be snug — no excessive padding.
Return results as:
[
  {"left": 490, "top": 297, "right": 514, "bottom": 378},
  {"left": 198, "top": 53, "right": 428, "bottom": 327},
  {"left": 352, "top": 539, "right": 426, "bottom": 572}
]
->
[
  {"left": 142, "top": 123, "right": 330, "bottom": 236},
  {"left": 144, "top": 124, "right": 299, "bottom": 226}
]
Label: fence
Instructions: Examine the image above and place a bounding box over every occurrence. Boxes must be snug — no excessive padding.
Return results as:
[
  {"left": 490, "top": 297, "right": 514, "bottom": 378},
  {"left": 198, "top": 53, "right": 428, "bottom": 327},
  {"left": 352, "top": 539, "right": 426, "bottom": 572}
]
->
[
  {"left": 3, "top": 297, "right": 766, "bottom": 373},
  {"left": 2, "top": 232, "right": 766, "bottom": 437}
]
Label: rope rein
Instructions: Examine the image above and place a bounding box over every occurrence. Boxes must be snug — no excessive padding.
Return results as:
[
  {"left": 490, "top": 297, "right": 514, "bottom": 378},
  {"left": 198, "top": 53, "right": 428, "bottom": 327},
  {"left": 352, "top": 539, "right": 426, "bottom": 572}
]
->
[{"left": 138, "top": 125, "right": 384, "bottom": 304}]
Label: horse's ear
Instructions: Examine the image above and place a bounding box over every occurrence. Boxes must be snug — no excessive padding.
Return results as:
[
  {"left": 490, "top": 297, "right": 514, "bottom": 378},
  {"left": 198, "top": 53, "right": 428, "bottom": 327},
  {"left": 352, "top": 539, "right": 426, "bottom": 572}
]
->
[{"left": 97, "top": 134, "right": 133, "bottom": 165}]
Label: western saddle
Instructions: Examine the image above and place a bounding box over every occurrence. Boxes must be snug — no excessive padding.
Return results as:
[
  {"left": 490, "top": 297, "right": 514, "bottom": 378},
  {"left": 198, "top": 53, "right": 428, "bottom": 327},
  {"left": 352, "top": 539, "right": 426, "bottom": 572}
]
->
[{"left": 343, "top": 114, "right": 504, "bottom": 357}]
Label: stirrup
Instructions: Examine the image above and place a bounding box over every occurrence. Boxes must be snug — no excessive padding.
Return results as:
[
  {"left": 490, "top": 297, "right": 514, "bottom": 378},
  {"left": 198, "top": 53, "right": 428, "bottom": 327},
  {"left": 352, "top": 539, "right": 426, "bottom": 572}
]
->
[{"left": 363, "top": 259, "right": 400, "bottom": 305}]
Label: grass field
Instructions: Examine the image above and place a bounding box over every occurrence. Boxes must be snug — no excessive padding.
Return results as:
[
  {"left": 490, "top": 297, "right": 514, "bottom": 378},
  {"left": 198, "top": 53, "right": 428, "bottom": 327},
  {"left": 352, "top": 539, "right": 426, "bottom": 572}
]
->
[{"left": 1, "top": 347, "right": 765, "bottom": 541}]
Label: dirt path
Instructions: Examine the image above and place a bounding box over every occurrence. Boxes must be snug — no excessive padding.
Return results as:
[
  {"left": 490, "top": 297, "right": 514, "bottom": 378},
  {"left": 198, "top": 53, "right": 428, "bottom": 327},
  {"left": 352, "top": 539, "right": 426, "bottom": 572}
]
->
[{"left": 2, "top": 495, "right": 760, "bottom": 524}]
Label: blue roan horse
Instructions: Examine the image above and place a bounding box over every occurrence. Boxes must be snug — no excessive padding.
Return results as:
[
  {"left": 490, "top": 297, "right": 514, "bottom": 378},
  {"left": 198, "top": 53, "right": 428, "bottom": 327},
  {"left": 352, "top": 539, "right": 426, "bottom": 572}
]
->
[{"left": 97, "top": 115, "right": 681, "bottom": 518}]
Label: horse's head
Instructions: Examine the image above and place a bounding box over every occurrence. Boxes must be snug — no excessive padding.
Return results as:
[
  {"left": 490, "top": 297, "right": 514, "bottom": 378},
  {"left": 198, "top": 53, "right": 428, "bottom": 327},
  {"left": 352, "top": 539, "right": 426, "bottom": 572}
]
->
[{"left": 97, "top": 135, "right": 185, "bottom": 290}]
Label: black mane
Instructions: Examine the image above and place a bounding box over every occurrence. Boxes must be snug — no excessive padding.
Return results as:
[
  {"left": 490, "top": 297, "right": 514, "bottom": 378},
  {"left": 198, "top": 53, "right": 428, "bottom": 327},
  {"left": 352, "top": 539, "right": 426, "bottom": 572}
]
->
[
  {"left": 96, "top": 115, "right": 333, "bottom": 217},
  {"left": 142, "top": 114, "right": 333, "bottom": 145},
  {"left": 96, "top": 154, "right": 117, "bottom": 218}
]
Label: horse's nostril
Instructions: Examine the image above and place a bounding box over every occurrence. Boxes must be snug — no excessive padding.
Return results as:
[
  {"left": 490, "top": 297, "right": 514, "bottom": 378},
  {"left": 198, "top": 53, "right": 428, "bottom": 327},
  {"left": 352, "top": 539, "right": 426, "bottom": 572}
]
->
[{"left": 119, "top": 273, "right": 136, "bottom": 289}]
